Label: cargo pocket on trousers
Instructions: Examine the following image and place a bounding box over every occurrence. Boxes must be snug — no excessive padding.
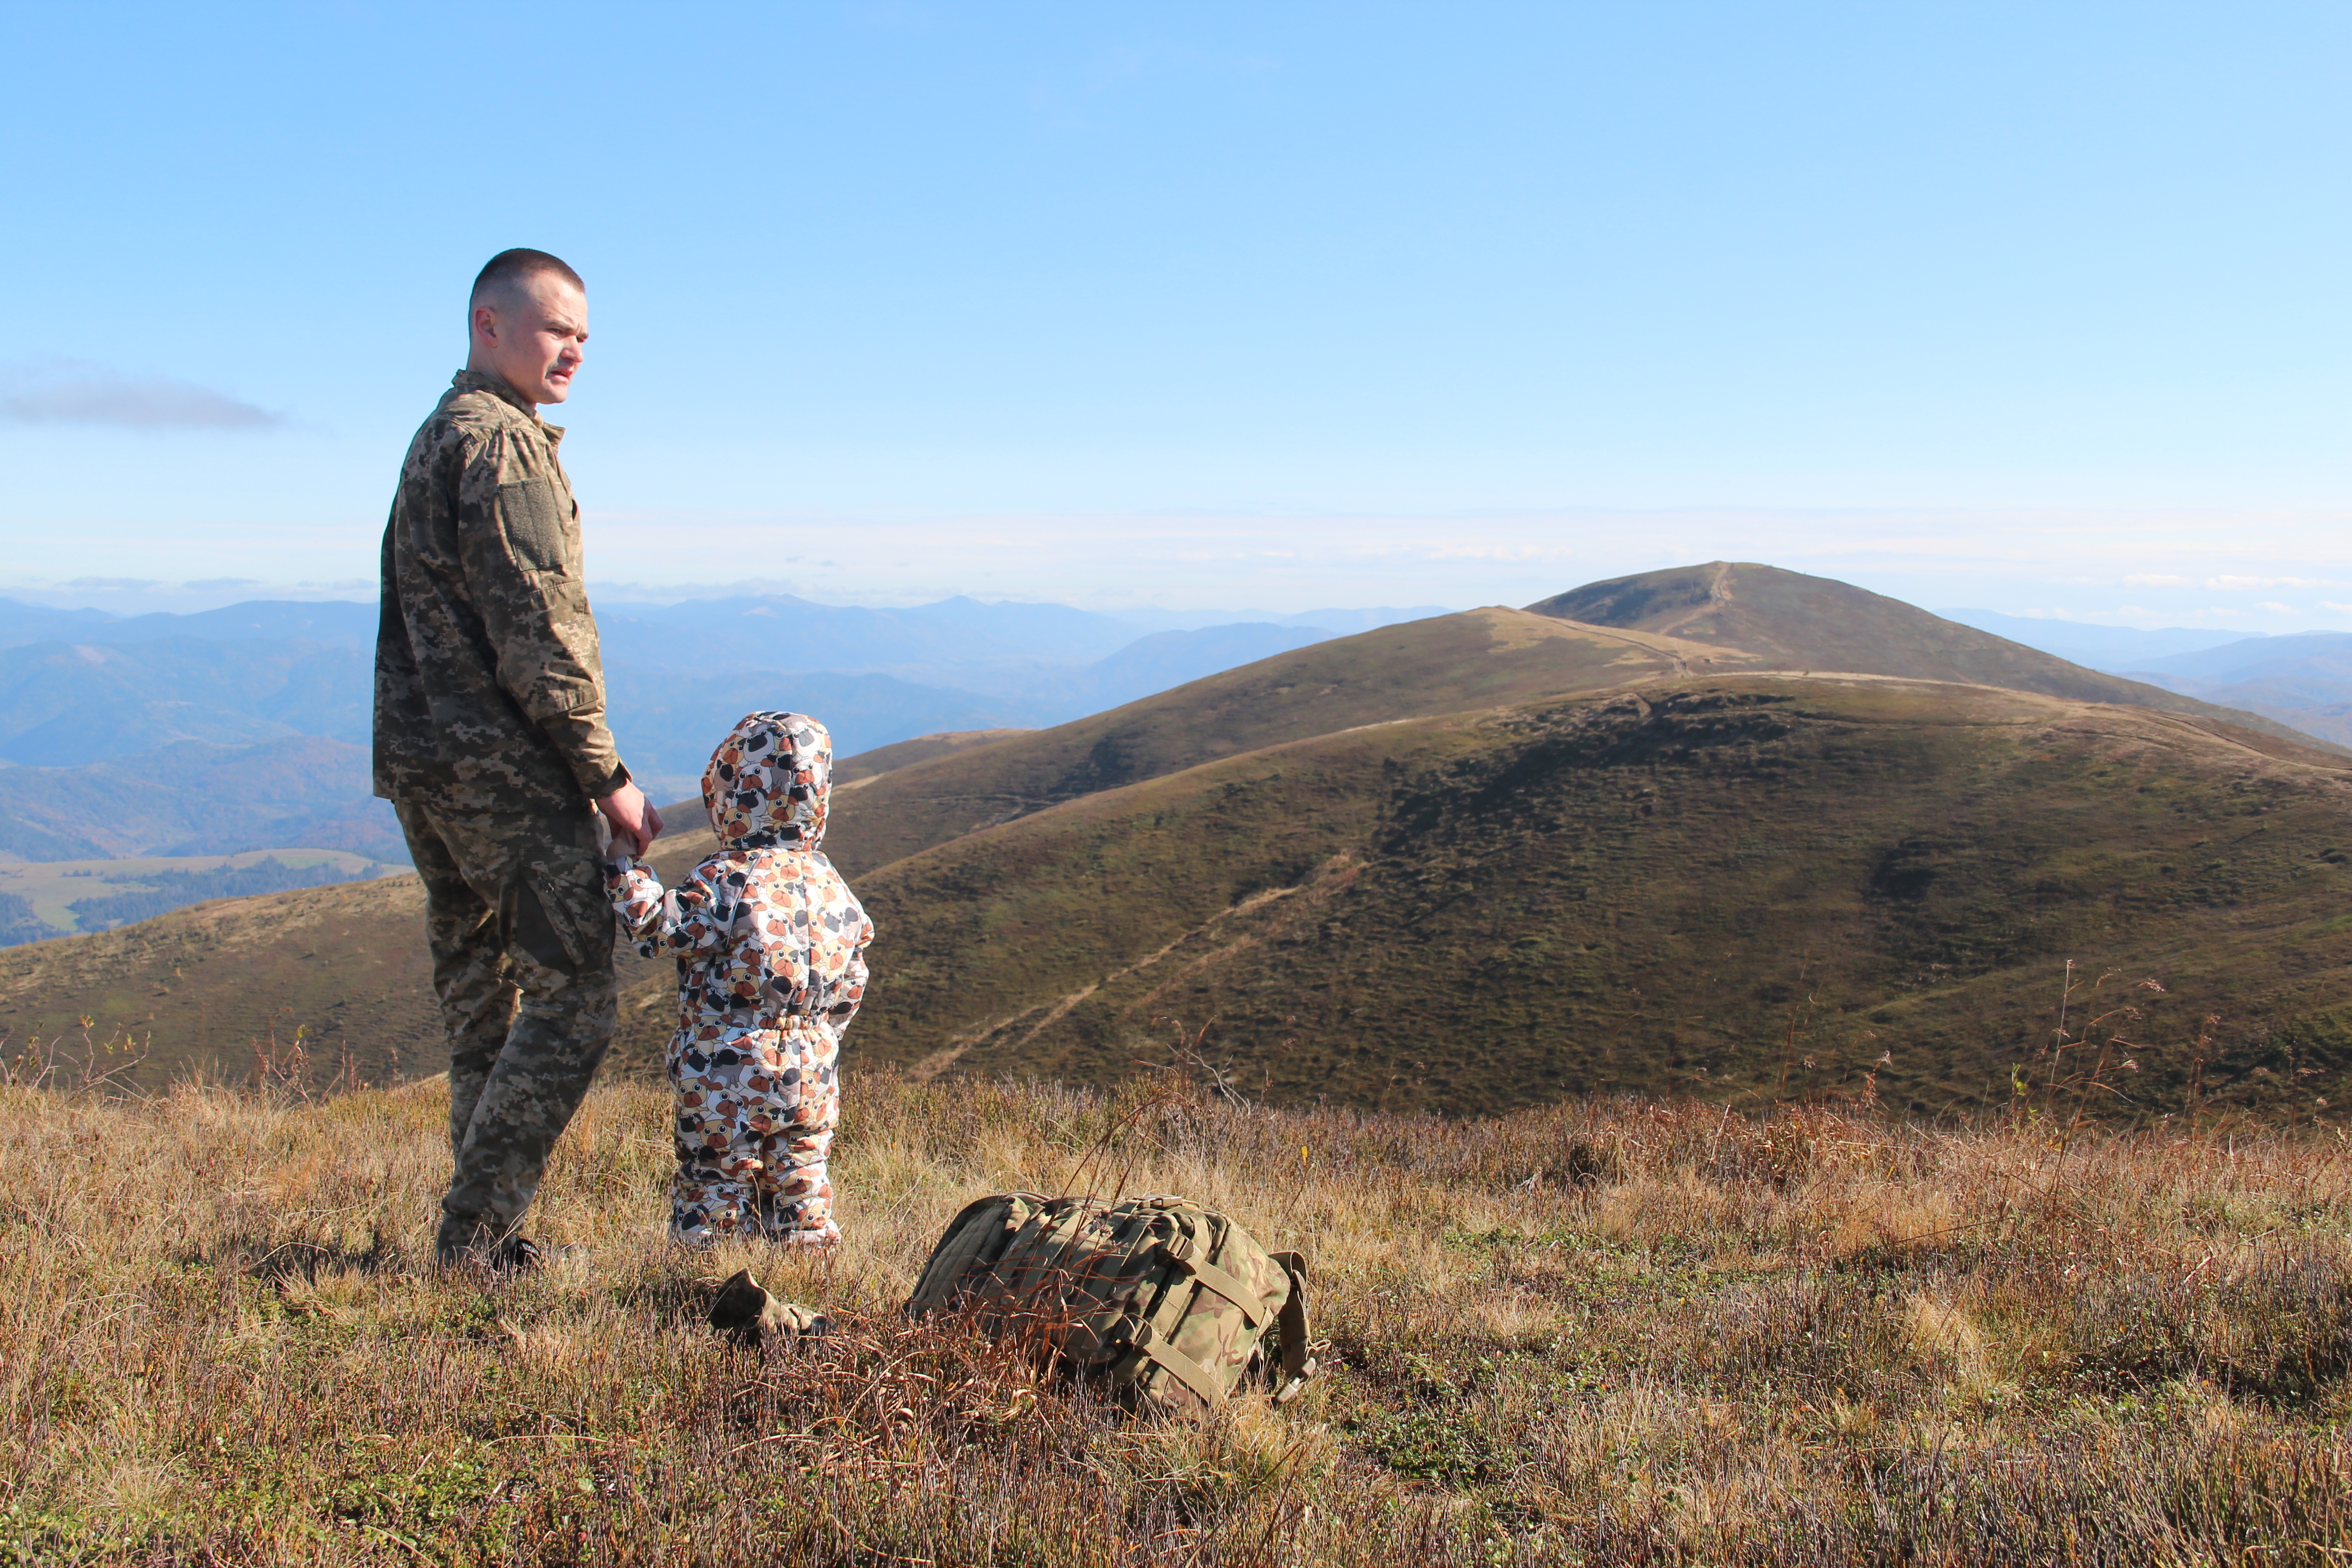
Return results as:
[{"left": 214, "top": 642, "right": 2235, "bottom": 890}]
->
[{"left": 503, "top": 873, "right": 593, "bottom": 975}]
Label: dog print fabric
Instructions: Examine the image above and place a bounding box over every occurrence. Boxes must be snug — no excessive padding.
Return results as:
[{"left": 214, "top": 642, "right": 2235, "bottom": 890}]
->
[{"left": 606, "top": 711, "right": 873, "bottom": 1245}]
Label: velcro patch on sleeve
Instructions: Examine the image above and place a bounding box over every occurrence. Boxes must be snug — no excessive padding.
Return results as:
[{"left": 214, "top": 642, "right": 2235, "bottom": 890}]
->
[{"left": 497, "top": 478, "right": 571, "bottom": 572}]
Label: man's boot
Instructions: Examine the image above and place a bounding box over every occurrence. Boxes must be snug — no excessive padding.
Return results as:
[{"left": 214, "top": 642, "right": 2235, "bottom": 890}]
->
[{"left": 436, "top": 1215, "right": 557, "bottom": 1274}]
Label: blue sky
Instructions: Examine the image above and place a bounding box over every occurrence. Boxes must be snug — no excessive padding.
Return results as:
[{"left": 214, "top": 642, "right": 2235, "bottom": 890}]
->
[{"left": 0, "top": 2, "right": 2344, "bottom": 625}]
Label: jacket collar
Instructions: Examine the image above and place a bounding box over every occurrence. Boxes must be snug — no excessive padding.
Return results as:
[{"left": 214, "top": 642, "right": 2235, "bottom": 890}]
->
[{"left": 449, "top": 370, "right": 562, "bottom": 441}]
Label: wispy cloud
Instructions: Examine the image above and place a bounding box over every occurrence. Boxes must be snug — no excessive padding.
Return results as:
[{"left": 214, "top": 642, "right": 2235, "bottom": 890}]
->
[
  {"left": 0, "top": 361, "right": 282, "bottom": 430},
  {"left": 2124, "top": 573, "right": 2190, "bottom": 587},
  {"left": 2207, "top": 574, "right": 2328, "bottom": 590}
]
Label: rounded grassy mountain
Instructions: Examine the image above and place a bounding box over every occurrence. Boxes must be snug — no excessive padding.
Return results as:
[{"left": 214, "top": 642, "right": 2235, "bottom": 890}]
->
[
  {"left": 814, "top": 607, "right": 1745, "bottom": 876},
  {"left": 805, "top": 673, "right": 2352, "bottom": 1119},
  {"left": 8, "top": 565, "right": 2346, "bottom": 1120},
  {"left": 1528, "top": 561, "right": 2334, "bottom": 752}
]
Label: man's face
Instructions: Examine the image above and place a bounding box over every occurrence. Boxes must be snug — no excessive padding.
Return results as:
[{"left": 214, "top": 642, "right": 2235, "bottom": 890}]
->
[{"left": 471, "top": 274, "right": 589, "bottom": 406}]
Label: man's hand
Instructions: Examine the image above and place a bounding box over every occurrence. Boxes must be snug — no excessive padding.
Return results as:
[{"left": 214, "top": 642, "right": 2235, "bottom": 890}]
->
[{"left": 597, "top": 780, "right": 663, "bottom": 859}]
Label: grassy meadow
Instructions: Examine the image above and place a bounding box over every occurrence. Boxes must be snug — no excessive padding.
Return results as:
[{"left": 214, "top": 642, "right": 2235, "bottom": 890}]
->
[{"left": 7, "top": 1043, "right": 2352, "bottom": 1565}]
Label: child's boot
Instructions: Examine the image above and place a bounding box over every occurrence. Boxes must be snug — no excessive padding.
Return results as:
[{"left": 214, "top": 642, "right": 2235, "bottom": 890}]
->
[{"left": 708, "top": 1268, "right": 828, "bottom": 1347}]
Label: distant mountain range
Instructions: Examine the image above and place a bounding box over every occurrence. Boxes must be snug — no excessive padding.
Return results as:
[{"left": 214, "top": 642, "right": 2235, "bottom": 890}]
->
[
  {"left": 0, "top": 735, "right": 402, "bottom": 863},
  {"left": 1940, "top": 609, "right": 2352, "bottom": 749},
  {"left": 1935, "top": 609, "right": 2254, "bottom": 667},
  {"left": 2105, "top": 636, "right": 2352, "bottom": 750},
  {"left": 0, "top": 593, "right": 1447, "bottom": 866},
  {"left": 10, "top": 561, "right": 2352, "bottom": 1124}
]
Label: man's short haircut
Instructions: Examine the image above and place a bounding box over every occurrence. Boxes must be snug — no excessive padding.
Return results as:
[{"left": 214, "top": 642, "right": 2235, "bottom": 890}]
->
[{"left": 470, "top": 248, "right": 585, "bottom": 306}]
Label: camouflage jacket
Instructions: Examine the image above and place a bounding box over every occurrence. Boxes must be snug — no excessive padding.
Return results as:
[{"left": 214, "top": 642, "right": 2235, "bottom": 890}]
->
[{"left": 373, "top": 371, "right": 629, "bottom": 814}]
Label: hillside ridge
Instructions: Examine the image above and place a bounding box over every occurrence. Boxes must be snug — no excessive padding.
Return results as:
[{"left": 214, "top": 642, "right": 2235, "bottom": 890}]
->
[
  {"left": 795, "top": 674, "right": 2352, "bottom": 1118},
  {"left": 12, "top": 564, "right": 2352, "bottom": 1114},
  {"left": 818, "top": 607, "right": 1732, "bottom": 876},
  {"left": 1533, "top": 562, "right": 2345, "bottom": 755}
]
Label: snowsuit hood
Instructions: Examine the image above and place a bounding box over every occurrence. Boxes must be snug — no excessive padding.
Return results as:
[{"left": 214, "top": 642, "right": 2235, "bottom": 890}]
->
[{"left": 702, "top": 711, "right": 832, "bottom": 851}]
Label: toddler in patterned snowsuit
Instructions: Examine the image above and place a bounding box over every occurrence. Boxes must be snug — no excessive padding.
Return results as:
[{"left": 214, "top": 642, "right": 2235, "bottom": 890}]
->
[{"left": 604, "top": 712, "right": 874, "bottom": 1245}]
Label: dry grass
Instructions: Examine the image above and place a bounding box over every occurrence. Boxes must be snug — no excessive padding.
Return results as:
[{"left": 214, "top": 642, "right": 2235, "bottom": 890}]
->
[{"left": 7, "top": 1065, "right": 2352, "bottom": 1565}]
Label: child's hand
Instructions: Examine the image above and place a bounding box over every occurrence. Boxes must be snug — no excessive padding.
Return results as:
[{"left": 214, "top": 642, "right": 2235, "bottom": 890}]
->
[{"left": 597, "top": 780, "right": 663, "bottom": 858}]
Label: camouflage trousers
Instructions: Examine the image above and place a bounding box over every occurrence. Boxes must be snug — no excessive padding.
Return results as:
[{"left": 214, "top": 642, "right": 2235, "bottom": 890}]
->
[
  {"left": 393, "top": 800, "right": 617, "bottom": 1252},
  {"left": 670, "top": 1024, "right": 840, "bottom": 1245}
]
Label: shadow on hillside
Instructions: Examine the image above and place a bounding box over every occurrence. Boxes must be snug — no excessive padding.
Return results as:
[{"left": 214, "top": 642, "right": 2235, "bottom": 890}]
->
[
  {"left": 191, "top": 1227, "right": 406, "bottom": 1283},
  {"left": 615, "top": 1270, "right": 725, "bottom": 1321}
]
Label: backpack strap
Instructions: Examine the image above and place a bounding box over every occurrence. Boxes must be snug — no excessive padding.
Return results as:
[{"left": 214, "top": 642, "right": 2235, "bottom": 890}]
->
[
  {"left": 1268, "top": 1250, "right": 1317, "bottom": 1404},
  {"left": 1129, "top": 1320, "right": 1223, "bottom": 1408},
  {"left": 1160, "top": 1226, "right": 1271, "bottom": 1330},
  {"left": 905, "top": 1192, "right": 1047, "bottom": 1318}
]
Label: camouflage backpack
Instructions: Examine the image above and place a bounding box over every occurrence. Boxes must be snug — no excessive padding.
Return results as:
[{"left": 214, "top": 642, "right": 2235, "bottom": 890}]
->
[{"left": 904, "top": 1192, "right": 1317, "bottom": 1416}]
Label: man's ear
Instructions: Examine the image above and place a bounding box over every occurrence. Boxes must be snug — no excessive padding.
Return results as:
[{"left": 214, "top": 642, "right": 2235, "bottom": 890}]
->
[{"left": 472, "top": 302, "right": 499, "bottom": 346}]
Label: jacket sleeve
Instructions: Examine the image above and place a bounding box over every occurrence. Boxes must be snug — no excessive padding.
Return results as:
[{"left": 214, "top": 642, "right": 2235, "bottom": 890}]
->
[
  {"left": 821, "top": 896, "right": 876, "bottom": 1038},
  {"left": 605, "top": 858, "right": 724, "bottom": 960},
  {"left": 456, "top": 430, "right": 630, "bottom": 799}
]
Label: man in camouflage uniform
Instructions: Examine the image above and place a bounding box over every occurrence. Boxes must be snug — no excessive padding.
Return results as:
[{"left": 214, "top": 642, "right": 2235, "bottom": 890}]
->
[{"left": 374, "top": 248, "right": 663, "bottom": 1269}]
